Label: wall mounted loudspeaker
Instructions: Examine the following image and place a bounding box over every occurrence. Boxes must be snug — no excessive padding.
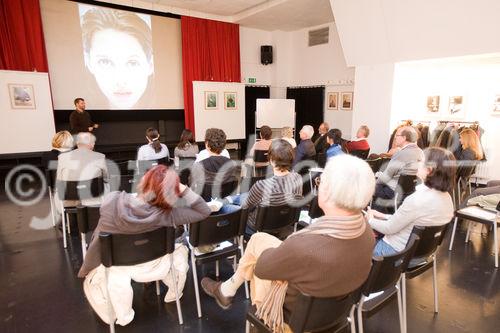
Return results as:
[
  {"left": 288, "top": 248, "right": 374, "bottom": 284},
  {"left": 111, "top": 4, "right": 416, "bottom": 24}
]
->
[{"left": 261, "top": 45, "right": 273, "bottom": 65}]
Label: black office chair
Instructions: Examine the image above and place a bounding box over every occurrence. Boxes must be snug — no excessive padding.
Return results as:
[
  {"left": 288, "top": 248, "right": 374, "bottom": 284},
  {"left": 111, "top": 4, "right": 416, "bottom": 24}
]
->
[
  {"left": 177, "top": 156, "right": 196, "bottom": 185},
  {"left": 99, "top": 227, "right": 183, "bottom": 331},
  {"left": 188, "top": 209, "right": 249, "bottom": 318},
  {"left": 199, "top": 180, "right": 239, "bottom": 202},
  {"left": 253, "top": 150, "right": 270, "bottom": 177},
  {"left": 55, "top": 177, "right": 104, "bottom": 249},
  {"left": 350, "top": 149, "right": 370, "bottom": 160},
  {"left": 246, "top": 290, "right": 359, "bottom": 333},
  {"left": 394, "top": 174, "right": 418, "bottom": 210},
  {"left": 250, "top": 204, "right": 301, "bottom": 239},
  {"left": 76, "top": 205, "right": 100, "bottom": 258},
  {"left": 400, "top": 224, "right": 450, "bottom": 332},
  {"left": 239, "top": 176, "right": 266, "bottom": 194},
  {"left": 356, "top": 233, "right": 420, "bottom": 333},
  {"left": 136, "top": 160, "right": 159, "bottom": 175},
  {"left": 366, "top": 157, "right": 388, "bottom": 173}
]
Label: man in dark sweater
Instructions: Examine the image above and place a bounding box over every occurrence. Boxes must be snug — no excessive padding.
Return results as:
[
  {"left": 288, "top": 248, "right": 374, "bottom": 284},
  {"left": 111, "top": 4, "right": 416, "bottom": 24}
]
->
[
  {"left": 69, "top": 98, "right": 99, "bottom": 134},
  {"left": 293, "top": 125, "right": 316, "bottom": 166}
]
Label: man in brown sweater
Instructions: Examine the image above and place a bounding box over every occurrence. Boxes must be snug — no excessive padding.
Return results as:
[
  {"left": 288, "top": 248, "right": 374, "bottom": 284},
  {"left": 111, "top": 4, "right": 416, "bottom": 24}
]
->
[{"left": 202, "top": 154, "right": 376, "bottom": 321}]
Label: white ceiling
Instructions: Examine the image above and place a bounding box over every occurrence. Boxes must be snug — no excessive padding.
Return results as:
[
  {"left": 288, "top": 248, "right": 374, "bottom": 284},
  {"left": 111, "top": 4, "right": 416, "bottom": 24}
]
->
[{"left": 121, "top": 0, "right": 334, "bottom": 31}]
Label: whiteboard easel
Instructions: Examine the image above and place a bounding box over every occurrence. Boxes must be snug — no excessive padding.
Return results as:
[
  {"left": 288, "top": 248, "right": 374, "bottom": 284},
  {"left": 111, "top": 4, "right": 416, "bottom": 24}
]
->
[{"left": 255, "top": 99, "right": 295, "bottom": 139}]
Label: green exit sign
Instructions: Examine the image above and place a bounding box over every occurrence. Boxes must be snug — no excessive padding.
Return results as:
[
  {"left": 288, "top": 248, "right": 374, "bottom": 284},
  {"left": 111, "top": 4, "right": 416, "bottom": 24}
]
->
[{"left": 248, "top": 77, "right": 256, "bottom": 83}]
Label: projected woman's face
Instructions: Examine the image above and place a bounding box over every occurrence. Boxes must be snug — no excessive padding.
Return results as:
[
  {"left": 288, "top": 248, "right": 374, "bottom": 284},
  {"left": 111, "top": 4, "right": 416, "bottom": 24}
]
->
[{"left": 86, "top": 29, "right": 153, "bottom": 109}]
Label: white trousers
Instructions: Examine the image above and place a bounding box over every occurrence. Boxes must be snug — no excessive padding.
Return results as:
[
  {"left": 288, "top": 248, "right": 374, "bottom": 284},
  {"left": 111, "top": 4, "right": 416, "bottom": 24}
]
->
[{"left": 83, "top": 244, "right": 189, "bottom": 326}]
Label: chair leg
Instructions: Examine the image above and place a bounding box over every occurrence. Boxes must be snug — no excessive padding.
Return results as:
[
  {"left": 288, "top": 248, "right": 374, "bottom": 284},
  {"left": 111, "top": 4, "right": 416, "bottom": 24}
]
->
[
  {"left": 104, "top": 268, "right": 115, "bottom": 333},
  {"left": 465, "top": 222, "right": 472, "bottom": 243},
  {"left": 449, "top": 217, "right": 458, "bottom": 251},
  {"left": 349, "top": 304, "right": 356, "bottom": 333},
  {"left": 357, "top": 297, "right": 365, "bottom": 333},
  {"left": 81, "top": 233, "right": 87, "bottom": 259},
  {"left": 170, "top": 262, "right": 184, "bottom": 325},
  {"left": 493, "top": 221, "right": 498, "bottom": 268},
  {"left": 401, "top": 275, "right": 407, "bottom": 333},
  {"left": 245, "top": 320, "right": 251, "bottom": 333},
  {"left": 215, "top": 260, "right": 219, "bottom": 278},
  {"left": 155, "top": 281, "right": 160, "bottom": 296},
  {"left": 48, "top": 187, "right": 56, "bottom": 227},
  {"left": 432, "top": 255, "right": 438, "bottom": 313},
  {"left": 61, "top": 208, "right": 67, "bottom": 249},
  {"left": 397, "top": 280, "right": 405, "bottom": 333},
  {"left": 190, "top": 252, "right": 202, "bottom": 318},
  {"left": 239, "top": 236, "right": 249, "bottom": 299},
  {"left": 66, "top": 212, "right": 71, "bottom": 234}
]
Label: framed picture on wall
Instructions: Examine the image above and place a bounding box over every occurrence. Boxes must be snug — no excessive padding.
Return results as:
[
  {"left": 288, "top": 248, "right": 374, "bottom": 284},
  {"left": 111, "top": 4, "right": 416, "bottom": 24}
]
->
[
  {"left": 8, "top": 84, "right": 36, "bottom": 109},
  {"left": 205, "top": 91, "right": 218, "bottom": 110},
  {"left": 340, "top": 92, "right": 353, "bottom": 110},
  {"left": 448, "top": 96, "right": 464, "bottom": 117},
  {"left": 426, "top": 95, "right": 440, "bottom": 113},
  {"left": 327, "top": 92, "right": 338, "bottom": 110},
  {"left": 492, "top": 94, "right": 500, "bottom": 114},
  {"left": 224, "top": 92, "right": 237, "bottom": 110}
]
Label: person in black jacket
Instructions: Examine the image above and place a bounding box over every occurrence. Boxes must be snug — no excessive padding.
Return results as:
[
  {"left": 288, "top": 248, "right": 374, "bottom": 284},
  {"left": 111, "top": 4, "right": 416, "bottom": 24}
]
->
[{"left": 69, "top": 98, "right": 99, "bottom": 134}]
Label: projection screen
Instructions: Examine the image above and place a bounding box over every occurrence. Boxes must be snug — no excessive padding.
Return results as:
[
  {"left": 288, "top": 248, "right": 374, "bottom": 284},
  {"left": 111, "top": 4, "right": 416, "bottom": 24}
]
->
[{"left": 40, "top": 0, "right": 184, "bottom": 110}]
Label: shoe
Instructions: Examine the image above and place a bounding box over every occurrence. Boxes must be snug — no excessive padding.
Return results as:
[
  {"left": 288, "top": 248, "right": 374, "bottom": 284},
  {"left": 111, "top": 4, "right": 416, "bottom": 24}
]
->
[{"left": 201, "top": 277, "right": 233, "bottom": 310}]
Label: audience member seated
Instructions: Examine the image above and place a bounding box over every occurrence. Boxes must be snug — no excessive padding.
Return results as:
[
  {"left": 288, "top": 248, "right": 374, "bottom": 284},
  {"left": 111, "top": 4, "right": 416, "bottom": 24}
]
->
[
  {"left": 455, "top": 128, "right": 484, "bottom": 181},
  {"left": 346, "top": 125, "right": 370, "bottom": 154},
  {"left": 293, "top": 125, "right": 316, "bottom": 166},
  {"left": 137, "top": 127, "right": 170, "bottom": 161},
  {"left": 200, "top": 155, "right": 375, "bottom": 332},
  {"left": 373, "top": 126, "right": 424, "bottom": 211},
  {"left": 251, "top": 125, "right": 273, "bottom": 168},
  {"left": 42, "top": 130, "right": 74, "bottom": 170},
  {"left": 174, "top": 129, "right": 199, "bottom": 159},
  {"left": 280, "top": 126, "right": 297, "bottom": 148},
  {"left": 195, "top": 128, "right": 230, "bottom": 163},
  {"left": 313, "top": 122, "right": 330, "bottom": 155},
  {"left": 191, "top": 128, "right": 239, "bottom": 201},
  {"left": 78, "top": 165, "right": 211, "bottom": 326},
  {"left": 223, "top": 139, "right": 303, "bottom": 234},
  {"left": 369, "top": 123, "right": 406, "bottom": 159},
  {"left": 368, "top": 147, "right": 455, "bottom": 256},
  {"left": 56, "top": 132, "right": 109, "bottom": 207},
  {"left": 325, "top": 128, "right": 345, "bottom": 160}
]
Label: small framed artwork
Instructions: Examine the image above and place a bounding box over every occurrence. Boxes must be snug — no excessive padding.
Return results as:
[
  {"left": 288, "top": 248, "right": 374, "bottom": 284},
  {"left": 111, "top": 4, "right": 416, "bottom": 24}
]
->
[
  {"left": 327, "top": 92, "right": 338, "bottom": 110},
  {"left": 426, "top": 96, "right": 440, "bottom": 113},
  {"left": 492, "top": 94, "right": 500, "bottom": 114},
  {"left": 224, "top": 92, "right": 237, "bottom": 110},
  {"left": 205, "top": 91, "right": 218, "bottom": 110},
  {"left": 8, "top": 84, "right": 36, "bottom": 109},
  {"left": 340, "top": 92, "right": 353, "bottom": 110},
  {"left": 448, "top": 96, "right": 464, "bottom": 117}
]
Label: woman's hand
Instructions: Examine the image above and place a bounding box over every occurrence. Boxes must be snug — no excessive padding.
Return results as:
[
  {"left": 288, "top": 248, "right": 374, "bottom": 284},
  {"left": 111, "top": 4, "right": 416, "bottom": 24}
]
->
[
  {"left": 367, "top": 208, "right": 387, "bottom": 220},
  {"left": 178, "top": 183, "right": 187, "bottom": 194}
]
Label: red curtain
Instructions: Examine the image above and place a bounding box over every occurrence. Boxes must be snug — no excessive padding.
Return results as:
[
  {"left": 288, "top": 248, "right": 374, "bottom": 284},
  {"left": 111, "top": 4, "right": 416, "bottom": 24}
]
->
[
  {"left": 181, "top": 16, "right": 241, "bottom": 136},
  {"left": 0, "top": 0, "right": 48, "bottom": 72}
]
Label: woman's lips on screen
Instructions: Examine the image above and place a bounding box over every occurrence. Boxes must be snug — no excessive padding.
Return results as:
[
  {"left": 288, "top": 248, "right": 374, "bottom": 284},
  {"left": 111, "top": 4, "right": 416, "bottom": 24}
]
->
[{"left": 113, "top": 91, "right": 132, "bottom": 98}]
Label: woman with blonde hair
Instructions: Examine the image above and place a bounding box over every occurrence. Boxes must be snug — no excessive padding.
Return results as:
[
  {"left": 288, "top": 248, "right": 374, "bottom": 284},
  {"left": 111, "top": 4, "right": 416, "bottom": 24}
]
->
[
  {"left": 456, "top": 128, "right": 483, "bottom": 181},
  {"left": 42, "top": 131, "right": 74, "bottom": 169},
  {"left": 280, "top": 126, "right": 297, "bottom": 148}
]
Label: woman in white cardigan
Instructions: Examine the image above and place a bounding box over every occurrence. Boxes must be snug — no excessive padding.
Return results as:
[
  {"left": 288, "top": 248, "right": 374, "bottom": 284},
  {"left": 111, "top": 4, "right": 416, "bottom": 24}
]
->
[{"left": 368, "top": 147, "right": 456, "bottom": 256}]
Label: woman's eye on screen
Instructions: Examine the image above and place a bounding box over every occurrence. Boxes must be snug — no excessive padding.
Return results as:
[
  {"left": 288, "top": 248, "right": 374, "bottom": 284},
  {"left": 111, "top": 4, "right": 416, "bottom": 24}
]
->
[{"left": 97, "top": 58, "right": 113, "bottom": 68}]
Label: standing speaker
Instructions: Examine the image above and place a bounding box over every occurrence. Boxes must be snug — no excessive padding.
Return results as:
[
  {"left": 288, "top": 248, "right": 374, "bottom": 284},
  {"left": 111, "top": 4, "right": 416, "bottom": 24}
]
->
[{"left": 261, "top": 45, "right": 273, "bottom": 65}]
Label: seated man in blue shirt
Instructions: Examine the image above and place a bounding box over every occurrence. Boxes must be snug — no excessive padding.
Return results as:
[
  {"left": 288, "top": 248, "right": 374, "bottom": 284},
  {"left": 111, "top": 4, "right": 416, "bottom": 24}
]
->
[{"left": 326, "top": 128, "right": 345, "bottom": 160}]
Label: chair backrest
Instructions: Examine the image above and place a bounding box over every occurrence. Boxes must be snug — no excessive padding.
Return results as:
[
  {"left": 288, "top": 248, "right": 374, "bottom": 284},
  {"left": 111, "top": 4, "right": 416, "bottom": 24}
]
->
[
  {"left": 253, "top": 150, "right": 269, "bottom": 163},
  {"left": 76, "top": 205, "right": 100, "bottom": 234},
  {"left": 308, "top": 195, "right": 325, "bottom": 219},
  {"left": 157, "top": 156, "right": 174, "bottom": 167},
  {"left": 188, "top": 210, "right": 245, "bottom": 247},
  {"left": 316, "top": 152, "right": 327, "bottom": 168},
  {"left": 362, "top": 233, "right": 420, "bottom": 296},
  {"left": 56, "top": 177, "right": 105, "bottom": 201},
  {"left": 366, "top": 157, "right": 388, "bottom": 173},
  {"left": 45, "top": 168, "right": 57, "bottom": 189},
  {"left": 396, "top": 174, "right": 417, "bottom": 199},
  {"left": 409, "top": 224, "right": 449, "bottom": 260},
  {"left": 288, "top": 291, "right": 357, "bottom": 333},
  {"left": 254, "top": 204, "right": 301, "bottom": 232},
  {"left": 239, "top": 176, "right": 267, "bottom": 194},
  {"left": 350, "top": 149, "right": 370, "bottom": 160},
  {"left": 200, "top": 180, "right": 239, "bottom": 201},
  {"left": 99, "top": 227, "right": 176, "bottom": 267},
  {"left": 137, "top": 160, "right": 159, "bottom": 174}
]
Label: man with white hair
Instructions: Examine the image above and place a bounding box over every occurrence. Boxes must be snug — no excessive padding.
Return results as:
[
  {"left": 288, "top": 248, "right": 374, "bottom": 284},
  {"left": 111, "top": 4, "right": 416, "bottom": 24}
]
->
[
  {"left": 57, "top": 132, "right": 109, "bottom": 206},
  {"left": 373, "top": 126, "right": 424, "bottom": 210},
  {"left": 293, "top": 125, "right": 316, "bottom": 166},
  {"left": 201, "top": 155, "right": 375, "bottom": 330}
]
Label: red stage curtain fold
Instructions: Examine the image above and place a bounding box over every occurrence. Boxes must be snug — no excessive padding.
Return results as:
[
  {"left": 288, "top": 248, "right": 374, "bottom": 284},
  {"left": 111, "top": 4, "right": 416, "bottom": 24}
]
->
[
  {"left": 181, "top": 16, "right": 241, "bottom": 136},
  {"left": 0, "top": 0, "right": 48, "bottom": 72}
]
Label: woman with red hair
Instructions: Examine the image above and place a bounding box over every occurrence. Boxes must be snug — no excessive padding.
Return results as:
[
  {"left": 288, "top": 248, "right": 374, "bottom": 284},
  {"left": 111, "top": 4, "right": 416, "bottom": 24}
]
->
[{"left": 78, "top": 165, "right": 210, "bottom": 326}]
